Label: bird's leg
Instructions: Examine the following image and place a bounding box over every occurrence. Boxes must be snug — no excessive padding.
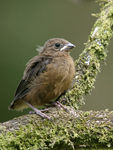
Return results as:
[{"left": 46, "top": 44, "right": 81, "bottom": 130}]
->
[
  {"left": 45, "top": 96, "right": 69, "bottom": 112},
  {"left": 23, "top": 101, "right": 51, "bottom": 120},
  {"left": 58, "top": 98, "right": 67, "bottom": 102},
  {"left": 55, "top": 101, "right": 69, "bottom": 112},
  {"left": 46, "top": 101, "right": 69, "bottom": 112},
  {"left": 54, "top": 102, "right": 61, "bottom": 108},
  {"left": 52, "top": 91, "right": 69, "bottom": 112},
  {"left": 40, "top": 109, "right": 49, "bottom": 112}
]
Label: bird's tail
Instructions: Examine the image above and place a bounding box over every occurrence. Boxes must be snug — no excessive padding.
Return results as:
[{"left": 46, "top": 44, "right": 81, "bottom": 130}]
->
[{"left": 8, "top": 99, "right": 28, "bottom": 111}]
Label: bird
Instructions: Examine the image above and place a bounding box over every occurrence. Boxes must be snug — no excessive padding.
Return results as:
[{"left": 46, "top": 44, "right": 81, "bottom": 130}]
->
[{"left": 9, "top": 38, "right": 75, "bottom": 119}]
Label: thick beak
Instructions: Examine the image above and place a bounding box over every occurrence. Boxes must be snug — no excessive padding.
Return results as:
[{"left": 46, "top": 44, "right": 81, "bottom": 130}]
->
[{"left": 60, "top": 42, "right": 75, "bottom": 52}]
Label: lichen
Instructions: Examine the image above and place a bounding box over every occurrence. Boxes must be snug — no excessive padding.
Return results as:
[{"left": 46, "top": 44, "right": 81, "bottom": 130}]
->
[
  {"left": 63, "top": 0, "right": 113, "bottom": 110},
  {"left": 0, "top": 110, "right": 113, "bottom": 149}
]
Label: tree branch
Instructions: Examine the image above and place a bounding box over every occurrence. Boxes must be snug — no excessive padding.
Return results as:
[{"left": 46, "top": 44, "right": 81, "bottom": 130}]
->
[
  {"left": 1, "top": 0, "right": 113, "bottom": 149},
  {"left": 0, "top": 108, "right": 113, "bottom": 149},
  {"left": 64, "top": 0, "right": 113, "bottom": 109}
]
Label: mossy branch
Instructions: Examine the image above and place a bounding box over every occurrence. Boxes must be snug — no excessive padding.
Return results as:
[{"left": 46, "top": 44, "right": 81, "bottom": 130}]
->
[
  {"left": 64, "top": 0, "right": 113, "bottom": 109},
  {"left": 1, "top": 0, "right": 113, "bottom": 149},
  {"left": 0, "top": 109, "right": 113, "bottom": 149}
]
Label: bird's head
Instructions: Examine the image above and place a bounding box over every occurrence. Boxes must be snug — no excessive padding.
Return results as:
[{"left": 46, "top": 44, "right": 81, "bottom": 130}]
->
[{"left": 40, "top": 38, "right": 75, "bottom": 55}]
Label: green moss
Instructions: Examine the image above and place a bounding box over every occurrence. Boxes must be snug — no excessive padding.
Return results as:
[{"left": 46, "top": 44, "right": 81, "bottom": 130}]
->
[
  {"left": 1, "top": 111, "right": 113, "bottom": 149},
  {"left": 62, "top": 0, "right": 113, "bottom": 110}
]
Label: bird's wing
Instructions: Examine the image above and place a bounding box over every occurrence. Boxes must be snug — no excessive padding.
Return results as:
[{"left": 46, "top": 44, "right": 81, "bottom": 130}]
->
[{"left": 14, "top": 55, "right": 52, "bottom": 101}]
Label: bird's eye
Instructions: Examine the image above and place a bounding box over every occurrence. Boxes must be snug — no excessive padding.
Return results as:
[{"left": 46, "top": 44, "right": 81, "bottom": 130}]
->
[{"left": 55, "top": 43, "right": 60, "bottom": 48}]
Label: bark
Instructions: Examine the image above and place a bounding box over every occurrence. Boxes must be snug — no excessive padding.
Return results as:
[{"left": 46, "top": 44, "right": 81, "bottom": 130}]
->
[{"left": 0, "top": 108, "right": 113, "bottom": 149}]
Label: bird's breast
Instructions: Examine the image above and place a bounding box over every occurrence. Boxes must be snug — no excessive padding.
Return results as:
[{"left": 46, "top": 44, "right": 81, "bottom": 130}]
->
[{"left": 45, "top": 55, "right": 75, "bottom": 95}]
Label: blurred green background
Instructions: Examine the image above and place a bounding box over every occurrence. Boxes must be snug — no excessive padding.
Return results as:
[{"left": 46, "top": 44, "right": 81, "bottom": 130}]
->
[{"left": 0, "top": 0, "right": 113, "bottom": 122}]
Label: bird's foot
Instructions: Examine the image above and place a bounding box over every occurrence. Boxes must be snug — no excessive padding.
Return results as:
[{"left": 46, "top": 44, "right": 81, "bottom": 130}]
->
[
  {"left": 55, "top": 101, "right": 69, "bottom": 112},
  {"left": 24, "top": 101, "right": 51, "bottom": 120},
  {"left": 59, "top": 98, "right": 67, "bottom": 102},
  {"left": 45, "top": 101, "right": 69, "bottom": 112},
  {"left": 29, "top": 108, "right": 49, "bottom": 114}
]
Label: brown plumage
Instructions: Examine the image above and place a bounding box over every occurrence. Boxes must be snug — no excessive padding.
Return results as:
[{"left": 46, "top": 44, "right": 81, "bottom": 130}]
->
[{"left": 9, "top": 38, "right": 75, "bottom": 119}]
